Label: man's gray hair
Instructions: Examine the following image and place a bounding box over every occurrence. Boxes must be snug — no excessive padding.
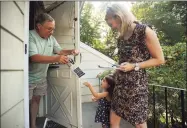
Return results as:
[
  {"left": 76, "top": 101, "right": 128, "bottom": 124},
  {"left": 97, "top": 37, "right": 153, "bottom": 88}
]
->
[{"left": 35, "top": 13, "right": 54, "bottom": 25}]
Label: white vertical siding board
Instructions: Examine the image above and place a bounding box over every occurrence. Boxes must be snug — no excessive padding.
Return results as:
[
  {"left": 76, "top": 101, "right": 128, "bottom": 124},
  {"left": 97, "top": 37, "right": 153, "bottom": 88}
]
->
[
  {"left": 1, "top": 71, "right": 24, "bottom": 114},
  {"left": 1, "top": 29, "right": 24, "bottom": 70},
  {"left": 1, "top": 2, "right": 24, "bottom": 40},
  {"left": 1, "top": 101, "right": 24, "bottom": 128}
]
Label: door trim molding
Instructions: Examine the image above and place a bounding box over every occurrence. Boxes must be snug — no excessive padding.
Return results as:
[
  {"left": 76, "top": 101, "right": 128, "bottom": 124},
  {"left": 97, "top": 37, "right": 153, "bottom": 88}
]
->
[
  {"left": 0, "top": 69, "right": 24, "bottom": 71},
  {"left": 24, "top": 2, "right": 30, "bottom": 128},
  {"left": 75, "top": 2, "right": 83, "bottom": 128}
]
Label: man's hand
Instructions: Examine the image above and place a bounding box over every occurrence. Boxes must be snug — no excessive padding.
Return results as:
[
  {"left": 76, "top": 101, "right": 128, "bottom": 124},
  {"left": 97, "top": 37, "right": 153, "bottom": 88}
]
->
[
  {"left": 56, "top": 55, "right": 69, "bottom": 64},
  {"left": 71, "top": 49, "right": 80, "bottom": 56},
  {"left": 58, "top": 49, "right": 80, "bottom": 56},
  {"left": 83, "top": 82, "right": 91, "bottom": 87}
]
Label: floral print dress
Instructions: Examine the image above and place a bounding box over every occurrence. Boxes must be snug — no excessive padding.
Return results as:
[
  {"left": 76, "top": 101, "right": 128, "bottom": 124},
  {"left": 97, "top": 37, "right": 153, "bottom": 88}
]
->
[{"left": 111, "top": 23, "right": 151, "bottom": 125}]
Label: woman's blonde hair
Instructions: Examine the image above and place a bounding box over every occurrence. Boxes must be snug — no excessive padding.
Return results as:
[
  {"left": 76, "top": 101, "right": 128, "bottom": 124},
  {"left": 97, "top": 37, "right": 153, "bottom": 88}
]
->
[{"left": 106, "top": 4, "right": 137, "bottom": 38}]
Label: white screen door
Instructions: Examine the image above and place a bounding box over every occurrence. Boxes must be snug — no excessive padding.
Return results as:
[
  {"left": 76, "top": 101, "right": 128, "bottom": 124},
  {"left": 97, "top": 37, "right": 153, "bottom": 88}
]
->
[{"left": 46, "top": 2, "right": 82, "bottom": 128}]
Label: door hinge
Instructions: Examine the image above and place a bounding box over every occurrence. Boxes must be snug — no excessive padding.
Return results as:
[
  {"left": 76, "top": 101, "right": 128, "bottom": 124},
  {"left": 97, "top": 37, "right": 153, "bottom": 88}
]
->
[{"left": 25, "top": 44, "right": 27, "bottom": 54}]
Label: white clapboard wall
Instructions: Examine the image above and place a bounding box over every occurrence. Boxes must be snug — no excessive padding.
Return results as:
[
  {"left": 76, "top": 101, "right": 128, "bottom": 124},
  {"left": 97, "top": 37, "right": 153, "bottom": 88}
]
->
[
  {"left": 1, "top": 2, "right": 25, "bottom": 128},
  {"left": 80, "top": 42, "right": 116, "bottom": 103}
]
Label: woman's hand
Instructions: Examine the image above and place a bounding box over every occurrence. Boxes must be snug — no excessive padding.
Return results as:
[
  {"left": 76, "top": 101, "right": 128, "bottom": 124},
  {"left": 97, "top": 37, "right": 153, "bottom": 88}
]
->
[
  {"left": 83, "top": 82, "right": 91, "bottom": 87},
  {"left": 117, "top": 62, "right": 135, "bottom": 72}
]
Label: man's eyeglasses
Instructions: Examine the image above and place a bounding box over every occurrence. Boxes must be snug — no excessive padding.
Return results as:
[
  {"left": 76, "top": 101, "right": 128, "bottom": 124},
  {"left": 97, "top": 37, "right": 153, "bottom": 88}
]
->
[{"left": 41, "top": 25, "right": 55, "bottom": 32}]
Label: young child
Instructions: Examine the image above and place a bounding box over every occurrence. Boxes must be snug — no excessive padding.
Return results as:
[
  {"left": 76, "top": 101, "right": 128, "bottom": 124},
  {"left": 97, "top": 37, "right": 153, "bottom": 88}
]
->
[{"left": 83, "top": 74, "right": 115, "bottom": 128}]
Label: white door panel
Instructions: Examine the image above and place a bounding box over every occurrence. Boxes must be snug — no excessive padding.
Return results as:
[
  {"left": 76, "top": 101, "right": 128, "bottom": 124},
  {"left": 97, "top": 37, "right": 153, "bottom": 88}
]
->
[
  {"left": 47, "top": 68, "right": 78, "bottom": 127},
  {"left": 46, "top": 2, "right": 81, "bottom": 128}
]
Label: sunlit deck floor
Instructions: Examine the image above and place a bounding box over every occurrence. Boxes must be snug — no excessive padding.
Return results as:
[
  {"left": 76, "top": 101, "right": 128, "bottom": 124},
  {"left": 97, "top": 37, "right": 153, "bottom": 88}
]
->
[
  {"left": 82, "top": 102, "right": 134, "bottom": 128},
  {"left": 36, "top": 102, "right": 134, "bottom": 128}
]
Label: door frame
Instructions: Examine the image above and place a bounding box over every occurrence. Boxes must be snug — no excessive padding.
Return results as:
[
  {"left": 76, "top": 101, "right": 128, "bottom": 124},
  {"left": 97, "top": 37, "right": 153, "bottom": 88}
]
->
[
  {"left": 24, "top": 1, "right": 83, "bottom": 127},
  {"left": 24, "top": 1, "right": 30, "bottom": 128},
  {"left": 74, "top": 2, "right": 82, "bottom": 128},
  {"left": 45, "top": 1, "right": 83, "bottom": 127}
]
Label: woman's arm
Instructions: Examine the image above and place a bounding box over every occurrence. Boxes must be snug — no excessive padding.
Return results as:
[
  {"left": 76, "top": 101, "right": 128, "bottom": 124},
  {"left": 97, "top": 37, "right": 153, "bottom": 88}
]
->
[
  {"left": 92, "top": 96, "right": 98, "bottom": 102},
  {"left": 83, "top": 82, "right": 108, "bottom": 99},
  {"left": 118, "top": 27, "right": 165, "bottom": 72},
  {"left": 138, "top": 27, "right": 165, "bottom": 68}
]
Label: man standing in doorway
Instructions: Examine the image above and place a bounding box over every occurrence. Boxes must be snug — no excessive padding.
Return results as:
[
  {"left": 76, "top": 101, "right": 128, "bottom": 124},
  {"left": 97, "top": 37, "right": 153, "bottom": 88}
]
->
[{"left": 29, "top": 13, "right": 79, "bottom": 128}]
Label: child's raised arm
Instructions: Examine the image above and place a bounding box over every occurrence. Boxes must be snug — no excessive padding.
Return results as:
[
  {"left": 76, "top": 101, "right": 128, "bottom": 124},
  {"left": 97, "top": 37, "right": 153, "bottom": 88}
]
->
[
  {"left": 92, "top": 96, "right": 97, "bottom": 102},
  {"left": 83, "top": 82, "right": 108, "bottom": 99}
]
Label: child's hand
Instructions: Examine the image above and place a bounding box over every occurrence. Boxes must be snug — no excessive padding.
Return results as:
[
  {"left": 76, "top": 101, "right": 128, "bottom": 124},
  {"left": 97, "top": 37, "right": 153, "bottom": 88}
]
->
[
  {"left": 96, "top": 72, "right": 102, "bottom": 78},
  {"left": 92, "top": 96, "right": 97, "bottom": 102},
  {"left": 83, "top": 82, "right": 91, "bottom": 87}
]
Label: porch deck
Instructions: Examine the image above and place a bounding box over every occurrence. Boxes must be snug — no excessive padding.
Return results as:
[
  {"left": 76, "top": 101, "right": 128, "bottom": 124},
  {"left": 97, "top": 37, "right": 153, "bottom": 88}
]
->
[
  {"left": 36, "top": 84, "right": 186, "bottom": 128},
  {"left": 36, "top": 102, "right": 134, "bottom": 128},
  {"left": 82, "top": 102, "right": 134, "bottom": 128}
]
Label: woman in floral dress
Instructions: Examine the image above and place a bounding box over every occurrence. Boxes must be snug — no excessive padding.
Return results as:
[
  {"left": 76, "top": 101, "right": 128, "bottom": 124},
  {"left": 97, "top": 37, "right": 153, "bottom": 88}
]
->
[{"left": 104, "top": 4, "right": 165, "bottom": 128}]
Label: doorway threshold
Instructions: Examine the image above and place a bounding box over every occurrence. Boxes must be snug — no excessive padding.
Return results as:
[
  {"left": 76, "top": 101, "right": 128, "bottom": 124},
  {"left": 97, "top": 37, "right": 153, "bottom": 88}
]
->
[{"left": 36, "top": 117, "right": 66, "bottom": 128}]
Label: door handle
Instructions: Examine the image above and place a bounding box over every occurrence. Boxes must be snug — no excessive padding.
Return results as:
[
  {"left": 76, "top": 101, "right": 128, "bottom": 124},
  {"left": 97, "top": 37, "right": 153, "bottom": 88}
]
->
[
  {"left": 48, "top": 63, "right": 60, "bottom": 69},
  {"left": 80, "top": 53, "right": 82, "bottom": 63},
  {"left": 73, "top": 53, "right": 82, "bottom": 63}
]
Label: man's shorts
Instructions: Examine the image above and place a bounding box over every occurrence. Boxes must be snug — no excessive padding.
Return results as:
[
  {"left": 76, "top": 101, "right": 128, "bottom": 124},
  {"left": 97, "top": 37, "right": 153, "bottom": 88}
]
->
[{"left": 29, "top": 80, "right": 48, "bottom": 100}]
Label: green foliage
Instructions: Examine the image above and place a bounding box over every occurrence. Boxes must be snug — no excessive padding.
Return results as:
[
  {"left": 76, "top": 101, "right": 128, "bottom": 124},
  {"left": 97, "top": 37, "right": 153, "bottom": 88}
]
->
[
  {"left": 101, "top": 30, "right": 119, "bottom": 61},
  {"left": 148, "top": 42, "right": 186, "bottom": 88},
  {"left": 132, "top": 1, "right": 186, "bottom": 45},
  {"left": 80, "top": 3, "right": 102, "bottom": 47},
  {"left": 131, "top": 1, "right": 187, "bottom": 125},
  {"left": 147, "top": 42, "right": 186, "bottom": 125},
  {"left": 97, "top": 70, "right": 115, "bottom": 80},
  {"left": 80, "top": 2, "right": 118, "bottom": 61}
]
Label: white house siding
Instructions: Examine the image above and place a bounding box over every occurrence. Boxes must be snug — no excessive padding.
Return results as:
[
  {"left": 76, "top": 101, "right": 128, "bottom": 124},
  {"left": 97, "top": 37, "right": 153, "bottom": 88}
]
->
[
  {"left": 80, "top": 42, "right": 116, "bottom": 103},
  {"left": 1, "top": 2, "right": 25, "bottom": 128}
]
